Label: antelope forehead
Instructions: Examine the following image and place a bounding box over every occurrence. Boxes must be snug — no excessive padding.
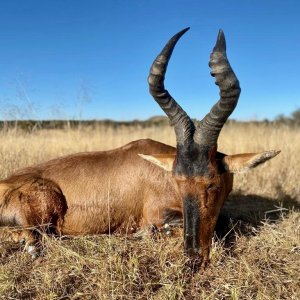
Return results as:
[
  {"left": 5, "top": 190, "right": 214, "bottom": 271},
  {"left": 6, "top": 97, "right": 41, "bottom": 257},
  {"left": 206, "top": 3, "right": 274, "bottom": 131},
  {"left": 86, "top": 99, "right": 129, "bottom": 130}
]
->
[
  {"left": 174, "top": 145, "right": 212, "bottom": 177},
  {"left": 175, "top": 160, "right": 210, "bottom": 177},
  {"left": 175, "top": 174, "right": 215, "bottom": 185}
]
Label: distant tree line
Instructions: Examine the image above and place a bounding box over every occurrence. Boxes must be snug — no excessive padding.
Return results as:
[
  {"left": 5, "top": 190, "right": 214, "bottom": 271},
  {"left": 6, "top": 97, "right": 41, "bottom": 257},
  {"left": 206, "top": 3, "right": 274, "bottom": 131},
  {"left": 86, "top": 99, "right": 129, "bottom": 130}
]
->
[
  {"left": 274, "top": 108, "right": 300, "bottom": 125},
  {"left": 0, "top": 118, "right": 170, "bottom": 132},
  {"left": 0, "top": 109, "right": 299, "bottom": 132}
]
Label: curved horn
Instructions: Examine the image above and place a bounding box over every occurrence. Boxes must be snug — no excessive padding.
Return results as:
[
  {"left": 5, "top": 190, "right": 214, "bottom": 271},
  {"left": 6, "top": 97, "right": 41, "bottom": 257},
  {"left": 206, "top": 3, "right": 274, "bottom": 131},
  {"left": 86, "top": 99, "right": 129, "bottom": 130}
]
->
[
  {"left": 148, "top": 27, "right": 195, "bottom": 145},
  {"left": 194, "top": 30, "right": 241, "bottom": 146}
]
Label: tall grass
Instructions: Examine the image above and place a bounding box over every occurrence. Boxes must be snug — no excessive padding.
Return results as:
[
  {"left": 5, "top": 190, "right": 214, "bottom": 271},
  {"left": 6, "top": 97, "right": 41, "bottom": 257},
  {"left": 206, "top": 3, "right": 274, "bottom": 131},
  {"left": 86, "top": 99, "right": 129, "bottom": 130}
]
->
[{"left": 0, "top": 122, "right": 299, "bottom": 299}]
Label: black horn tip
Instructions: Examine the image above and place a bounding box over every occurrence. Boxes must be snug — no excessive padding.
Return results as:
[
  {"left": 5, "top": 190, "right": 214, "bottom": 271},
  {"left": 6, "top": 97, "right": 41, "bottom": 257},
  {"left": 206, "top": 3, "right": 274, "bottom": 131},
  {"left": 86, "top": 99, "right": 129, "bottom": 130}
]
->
[
  {"left": 152, "top": 27, "right": 190, "bottom": 71},
  {"left": 170, "top": 27, "right": 190, "bottom": 43},
  {"left": 213, "top": 29, "right": 226, "bottom": 52},
  {"left": 179, "top": 27, "right": 191, "bottom": 35}
]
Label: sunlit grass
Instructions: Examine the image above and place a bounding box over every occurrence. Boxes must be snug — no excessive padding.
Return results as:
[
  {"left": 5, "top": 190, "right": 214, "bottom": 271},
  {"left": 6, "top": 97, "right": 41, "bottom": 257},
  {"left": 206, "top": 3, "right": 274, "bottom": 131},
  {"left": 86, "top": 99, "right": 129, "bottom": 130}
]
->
[{"left": 0, "top": 122, "right": 299, "bottom": 299}]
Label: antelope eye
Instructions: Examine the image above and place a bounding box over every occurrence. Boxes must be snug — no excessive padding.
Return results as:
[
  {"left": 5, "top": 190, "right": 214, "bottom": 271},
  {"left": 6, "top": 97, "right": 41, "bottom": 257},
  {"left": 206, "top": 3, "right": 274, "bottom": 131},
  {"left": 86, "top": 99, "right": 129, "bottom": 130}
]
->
[{"left": 207, "top": 183, "right": 214, "bottom": 190}]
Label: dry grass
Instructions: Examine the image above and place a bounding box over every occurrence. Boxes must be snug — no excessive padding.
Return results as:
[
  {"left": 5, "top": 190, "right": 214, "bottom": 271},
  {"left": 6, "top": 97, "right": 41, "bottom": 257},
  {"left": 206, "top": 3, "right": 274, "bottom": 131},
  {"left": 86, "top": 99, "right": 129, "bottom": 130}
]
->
[{"left": 0, "top": 122, "right": 299, "bottom": 299}]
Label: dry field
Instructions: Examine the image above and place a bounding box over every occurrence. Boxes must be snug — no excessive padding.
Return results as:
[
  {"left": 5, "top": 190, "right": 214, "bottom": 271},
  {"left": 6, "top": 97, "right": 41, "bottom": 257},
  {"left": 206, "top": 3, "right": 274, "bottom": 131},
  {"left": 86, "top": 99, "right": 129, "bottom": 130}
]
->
[{"left": 0, "top": 122, "right": 299, "bottom": 299}]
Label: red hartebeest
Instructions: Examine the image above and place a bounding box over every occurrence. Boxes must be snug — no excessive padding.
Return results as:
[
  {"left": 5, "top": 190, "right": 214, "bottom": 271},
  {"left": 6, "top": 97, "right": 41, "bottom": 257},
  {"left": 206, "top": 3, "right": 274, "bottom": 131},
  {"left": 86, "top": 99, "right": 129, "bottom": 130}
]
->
[{"left": 0, "top": 28, "right": 279, "bottom": 264}]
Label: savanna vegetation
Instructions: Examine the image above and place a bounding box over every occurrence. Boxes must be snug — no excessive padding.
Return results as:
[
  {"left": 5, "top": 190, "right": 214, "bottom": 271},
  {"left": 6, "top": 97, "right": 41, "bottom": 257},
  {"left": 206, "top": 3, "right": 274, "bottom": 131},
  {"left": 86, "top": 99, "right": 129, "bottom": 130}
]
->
[{"left": 0, "top": 120, "right": 299, "bottom": 299}]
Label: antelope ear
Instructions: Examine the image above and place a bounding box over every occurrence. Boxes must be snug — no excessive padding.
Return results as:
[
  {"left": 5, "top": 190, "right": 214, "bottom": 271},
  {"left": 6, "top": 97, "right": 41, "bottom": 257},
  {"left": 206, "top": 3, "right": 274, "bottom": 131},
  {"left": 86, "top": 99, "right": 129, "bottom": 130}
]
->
[
  {"left": 138, "top": 154, "right": 176, "bottom": 172},
  {"left": 222, "top": 150, "right": 280, "bottom": 173}
]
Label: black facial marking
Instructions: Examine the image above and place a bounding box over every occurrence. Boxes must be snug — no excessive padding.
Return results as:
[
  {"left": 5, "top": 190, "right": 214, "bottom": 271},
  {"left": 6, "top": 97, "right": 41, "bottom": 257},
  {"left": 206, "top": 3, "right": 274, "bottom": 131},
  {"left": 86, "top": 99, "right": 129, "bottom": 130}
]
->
[
  {"left": 183, "top": 195, "right": 200, "bottom": 256},
  {"left": 174, "top": 143, "right": 212, "bottom": 176}
]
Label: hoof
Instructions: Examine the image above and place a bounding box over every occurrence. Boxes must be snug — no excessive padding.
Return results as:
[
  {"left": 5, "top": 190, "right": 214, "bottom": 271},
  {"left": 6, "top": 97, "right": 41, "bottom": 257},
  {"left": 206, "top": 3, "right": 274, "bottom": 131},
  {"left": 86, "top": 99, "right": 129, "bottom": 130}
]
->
[
  {"left": 132, "top": 224, "right": 158, "bottom": 240},
  {"left": 25, "top": 244, "right": 40, "bottom": 260},
  {"left": 162, "top": 223, "right": 172, "bottom": 236}
]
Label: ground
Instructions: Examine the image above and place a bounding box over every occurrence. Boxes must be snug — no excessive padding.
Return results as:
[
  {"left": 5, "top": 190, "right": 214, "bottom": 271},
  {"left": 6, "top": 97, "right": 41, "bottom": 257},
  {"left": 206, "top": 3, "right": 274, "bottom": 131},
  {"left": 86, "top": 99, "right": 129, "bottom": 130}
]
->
[{"left": 0, "top": 121, "right": 299, "bottom": 299}]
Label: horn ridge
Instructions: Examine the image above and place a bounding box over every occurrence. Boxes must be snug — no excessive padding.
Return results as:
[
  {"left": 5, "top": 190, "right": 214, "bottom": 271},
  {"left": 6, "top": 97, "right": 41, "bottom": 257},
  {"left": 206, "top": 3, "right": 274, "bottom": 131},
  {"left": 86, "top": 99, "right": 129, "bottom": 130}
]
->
[
  {"left": 194, "top": 29, "right": 241, "bottom": 147},
  {"left": 148, "top": 27, "right": 195, "bottom": 145}
]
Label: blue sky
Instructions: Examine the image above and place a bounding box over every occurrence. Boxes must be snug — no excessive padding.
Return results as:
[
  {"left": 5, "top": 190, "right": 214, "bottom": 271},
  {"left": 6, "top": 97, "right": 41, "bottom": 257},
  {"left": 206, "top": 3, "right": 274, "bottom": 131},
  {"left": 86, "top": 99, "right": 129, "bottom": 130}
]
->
[{"left": 0, "top": 0, "right": 299, "bottom": 121}]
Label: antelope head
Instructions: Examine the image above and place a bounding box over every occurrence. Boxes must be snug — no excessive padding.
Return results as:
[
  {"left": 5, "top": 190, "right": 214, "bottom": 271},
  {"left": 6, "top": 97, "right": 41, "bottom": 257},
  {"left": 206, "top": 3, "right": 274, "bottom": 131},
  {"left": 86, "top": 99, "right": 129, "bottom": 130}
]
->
[{"left": 141, "top": 28, "right": 280, "bottom": 264}]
